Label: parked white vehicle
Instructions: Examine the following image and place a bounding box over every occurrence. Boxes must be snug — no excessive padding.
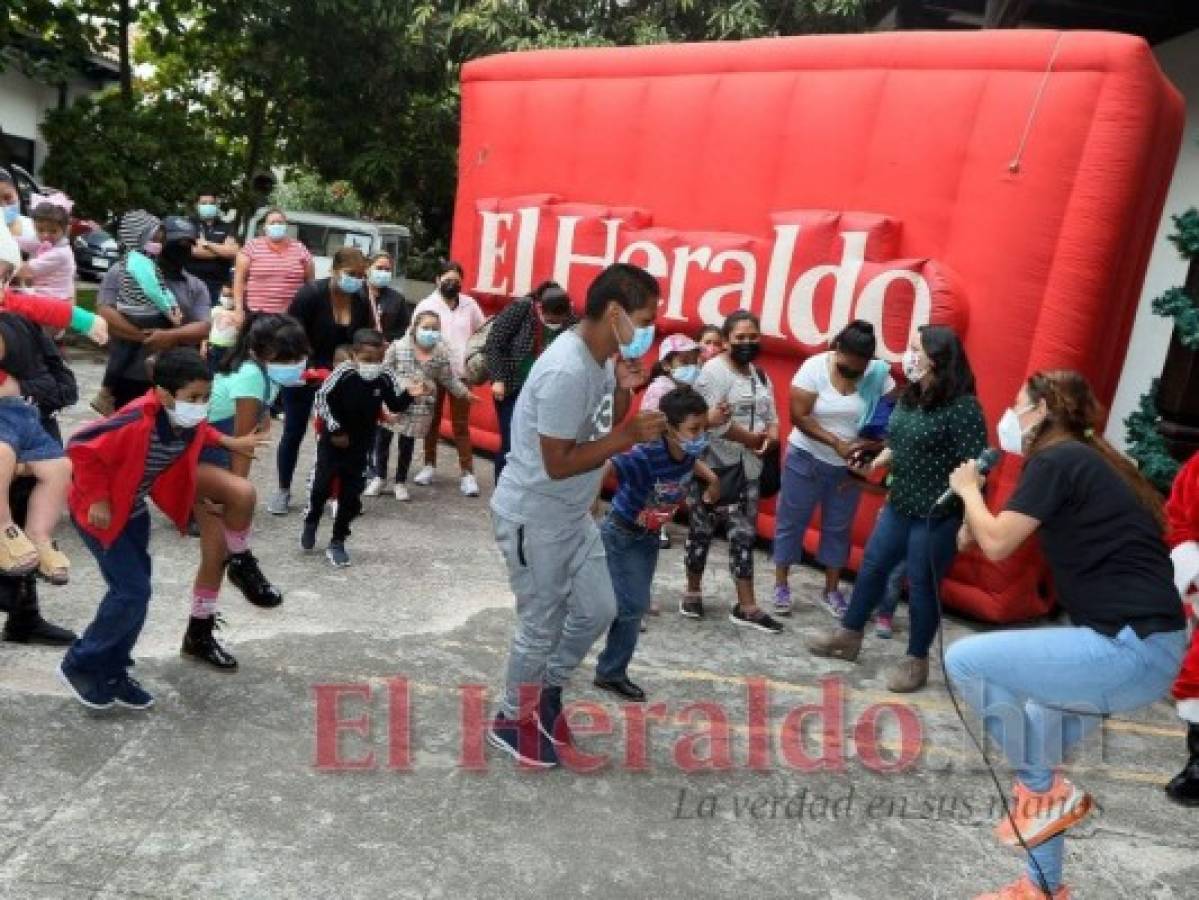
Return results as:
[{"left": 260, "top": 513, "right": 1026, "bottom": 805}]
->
[{"left": 245, "top": 209, "right": 412, "bottom": 290}]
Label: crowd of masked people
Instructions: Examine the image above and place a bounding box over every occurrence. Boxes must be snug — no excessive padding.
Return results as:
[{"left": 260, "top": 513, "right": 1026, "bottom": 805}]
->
[{"left": 3, "top": 171, "right": 1198, "bottom": 900}]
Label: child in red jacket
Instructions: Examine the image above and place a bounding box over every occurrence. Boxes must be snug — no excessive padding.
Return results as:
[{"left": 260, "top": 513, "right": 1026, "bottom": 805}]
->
[
  {"left": 58, "top": 348, "right": 264, "bottom": 711},
  {"left": 1165, "top": 451, "right": 1199, "bottom": 805}
]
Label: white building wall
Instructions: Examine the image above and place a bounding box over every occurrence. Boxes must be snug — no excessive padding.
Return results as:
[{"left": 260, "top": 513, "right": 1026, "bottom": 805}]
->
[
  {"left": 0, "top": 66, "right": 110, "bottom": 175},
  {"left": 1107, "top": 28, "right": 1199, "bottom": 447}
]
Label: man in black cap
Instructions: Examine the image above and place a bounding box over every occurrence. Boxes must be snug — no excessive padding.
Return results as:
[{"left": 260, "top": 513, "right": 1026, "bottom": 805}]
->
[{"left": 97, "top": 214, "right": 212, "bottom": 410}]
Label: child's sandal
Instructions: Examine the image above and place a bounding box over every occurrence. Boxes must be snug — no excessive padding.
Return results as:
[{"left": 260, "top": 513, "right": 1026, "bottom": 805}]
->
[
  {"left": 0, "top": 525, "right": 39, "bottom": 576},
  {"left": 34, "top": 541, "right": 70, "bottom": 586}
]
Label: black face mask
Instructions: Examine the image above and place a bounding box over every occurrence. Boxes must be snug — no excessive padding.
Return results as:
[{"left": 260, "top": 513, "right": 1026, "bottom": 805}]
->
[
  {"left": 836, "top": 363, "right": 866, "bottom": 381},
  {"left": 730, "top": 342, "right": 761, "bottom": 365},
  {"left": 439, "top": 281, "right": 461, "bottom": 299},
  {"left": 161, "top": 241, "right": 192, "bottom": 272}
]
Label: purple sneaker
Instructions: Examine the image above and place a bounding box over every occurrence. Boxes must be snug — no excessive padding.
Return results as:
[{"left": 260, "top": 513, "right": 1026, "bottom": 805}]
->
[
  {"left": 821, "top": 589, "right": 848, "bottom": 619},
  {"left": 772, "top": 583, "right": 793, "bottom": 616}
]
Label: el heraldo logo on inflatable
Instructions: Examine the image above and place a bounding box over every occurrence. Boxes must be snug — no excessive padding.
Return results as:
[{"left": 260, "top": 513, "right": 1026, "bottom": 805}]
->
[
  {"left": 472, "top": 201, "right": 956, "bottom": 364},
  {"left": 450, "top": 30, "right": 1184, "bottom": 622}
]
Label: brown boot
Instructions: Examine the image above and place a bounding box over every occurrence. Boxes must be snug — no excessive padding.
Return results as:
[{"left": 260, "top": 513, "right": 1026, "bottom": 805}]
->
[
  {"left": 806, "top": 627, "right": 863, "bottom": 662},
  {"left": 886, "top": 656, "right": 929, "bottom": 693}
]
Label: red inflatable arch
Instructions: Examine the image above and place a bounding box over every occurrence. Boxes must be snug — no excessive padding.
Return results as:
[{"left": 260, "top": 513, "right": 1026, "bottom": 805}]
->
[{"left": 447, "top": 30, "right": 1184, "bottom": 623}]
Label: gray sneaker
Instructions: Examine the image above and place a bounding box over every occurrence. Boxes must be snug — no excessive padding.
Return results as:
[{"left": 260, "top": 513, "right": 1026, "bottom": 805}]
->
[
  {"left": 326, "top": 543, "right": 350, "bottom": 568},
  {"left": 266, "top": 489, "right": 291, "bottom": 516}
]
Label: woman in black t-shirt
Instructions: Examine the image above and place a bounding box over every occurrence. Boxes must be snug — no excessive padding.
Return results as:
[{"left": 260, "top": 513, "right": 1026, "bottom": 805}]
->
[{"left": 945, "top": 369, "right": 1186, "bottom": 900}]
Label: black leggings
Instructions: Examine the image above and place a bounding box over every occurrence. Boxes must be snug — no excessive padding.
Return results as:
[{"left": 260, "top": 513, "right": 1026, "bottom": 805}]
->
[{"left": 371, "top": 428, "right": 416, "bottom": 484}]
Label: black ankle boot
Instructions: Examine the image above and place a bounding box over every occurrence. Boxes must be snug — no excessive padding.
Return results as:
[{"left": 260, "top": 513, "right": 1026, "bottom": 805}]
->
[
  {"left": 1, "top": 577, "right": 76, "bottom": 645},
  {"left": 181, "top": 615, "right": 238, "bottom": 670},
  {"left": 1165, "top": 723, "right": 1199, "bottom": 807},
  {"left": 225, "top": 550, "right": 283, "bottom": 608}
]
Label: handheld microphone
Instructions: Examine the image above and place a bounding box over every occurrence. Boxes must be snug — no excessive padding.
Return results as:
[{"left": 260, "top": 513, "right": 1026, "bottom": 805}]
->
[{"left": 933, "top": 447, "right": 1001, "bottom": 509}]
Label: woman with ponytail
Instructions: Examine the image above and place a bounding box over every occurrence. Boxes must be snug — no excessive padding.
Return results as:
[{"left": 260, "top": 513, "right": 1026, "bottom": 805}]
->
[
  {"left": 772, "top": 319, "right": 894, "bottom": 617},
  {"left": 184, "top": 314, "right": 310, "bottom": 670},
  {"left": 943, "top": 370, "right": 1187, "bottom": 900}
]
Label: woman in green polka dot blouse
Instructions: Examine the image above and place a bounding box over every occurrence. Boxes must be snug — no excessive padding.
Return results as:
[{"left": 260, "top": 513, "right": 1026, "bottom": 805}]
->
[{"left": 807, "top": 325, "right": 987, "bottom": 693}]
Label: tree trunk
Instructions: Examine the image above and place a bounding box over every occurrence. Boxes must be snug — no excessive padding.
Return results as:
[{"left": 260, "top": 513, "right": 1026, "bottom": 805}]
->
[
  {"left": 118, "top": 0, "right": 133, "bottom": 103},
  {"left": 1156, "top": 255, "right": 1199, "bottom": 461}
]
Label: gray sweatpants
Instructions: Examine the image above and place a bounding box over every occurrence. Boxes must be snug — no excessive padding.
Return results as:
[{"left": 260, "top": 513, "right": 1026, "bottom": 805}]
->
[{"left": 493, "top": 513, "right": 618, "bottom": 718}]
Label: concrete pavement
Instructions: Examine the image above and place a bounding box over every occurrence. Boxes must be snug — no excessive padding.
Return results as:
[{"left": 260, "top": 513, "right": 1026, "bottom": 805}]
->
[{"left": 1, "top": 352, "right": 1196, "bottom": 899}]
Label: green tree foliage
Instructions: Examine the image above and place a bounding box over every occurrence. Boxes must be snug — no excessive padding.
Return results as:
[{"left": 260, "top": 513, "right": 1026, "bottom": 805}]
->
[
  {"left": 40, "top": 91, "right": 239, "bottom": 222},
  {"left": 31, "top": 0, "right": 876, "bottom": 262}
]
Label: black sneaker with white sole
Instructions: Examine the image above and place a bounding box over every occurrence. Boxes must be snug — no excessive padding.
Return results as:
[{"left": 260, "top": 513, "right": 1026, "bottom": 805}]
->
[
  {"left": 113, "top": 675, "right": 155, "bottom": 710},
  {"left": 326, "top": 543, "right": 350, "bottom": 568},
  {"left": 57, "top": 660, "right": 115, "bottom": 710},
  {"left": 729, "top": 606, "right": 784, "bottom": 634},
  {"left": 679, "top": 594, "right": 704, "bottom": 619},
  {"left": 487, "top": 712, "right": 559, "bottom": 768}
]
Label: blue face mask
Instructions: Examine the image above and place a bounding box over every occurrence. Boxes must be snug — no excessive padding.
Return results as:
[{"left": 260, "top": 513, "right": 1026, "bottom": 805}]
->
[
  {"left": 679, "top": 433, "right": 710, "bottom": 457},
  {"left": 265, "top": 223, "right": 287, "bottom": 241},
  {"left": 3, "top": 204, "right": 19, "bottom": 226},
  {"left": 368, "top": 269, "right": 392, "bottom": 288},
  {"left": 337, "top": 273, "right": 364, "bottom": 294},
  {"left": 197, "top": 203, "right": 219, "bottom": 219},
  {"left": 671, "top": 364, "right": 699, "bottom": 385},
  {"left": 267, "top": 361, "right": 307, "bottom": 387},
  {"left": 415, "top": 328, "right": 440, "bottom": 349},
  {"left": 615, "top": 312, "right": 655, "bottom": 360}
]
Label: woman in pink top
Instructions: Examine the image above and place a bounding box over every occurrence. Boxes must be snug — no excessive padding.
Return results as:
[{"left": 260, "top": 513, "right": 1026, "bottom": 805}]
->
[
  {"left": 232, "top": 208, "right": 314, "bottom": 318},
  {"left": 411, "top": 261, "right": 485, "bottom": 497}
]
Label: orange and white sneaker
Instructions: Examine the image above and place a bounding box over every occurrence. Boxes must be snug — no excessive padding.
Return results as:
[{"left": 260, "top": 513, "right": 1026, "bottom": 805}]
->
[
  {"left": 974, "top": 875, "right": 1071, "bottom": 900},
  {"left": 995, "top": 774, "right": 1094, "bottom": 848}
]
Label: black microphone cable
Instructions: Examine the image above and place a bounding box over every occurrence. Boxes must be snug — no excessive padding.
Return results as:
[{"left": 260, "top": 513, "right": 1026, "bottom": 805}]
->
[{"left": 925, "top": 497, "right": 1055, "bottom": 900}]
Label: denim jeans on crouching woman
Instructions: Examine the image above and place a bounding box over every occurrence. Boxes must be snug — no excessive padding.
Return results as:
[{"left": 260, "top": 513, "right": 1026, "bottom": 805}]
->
[
  {"left": 595, "top": 513, "right": 660, "bottom": 682},
  {"left": 946, "top": 624, "right": 1186, "bottom": 890},
  {"left": 840, "top": 503, "right": 960, "bottom": 659}
]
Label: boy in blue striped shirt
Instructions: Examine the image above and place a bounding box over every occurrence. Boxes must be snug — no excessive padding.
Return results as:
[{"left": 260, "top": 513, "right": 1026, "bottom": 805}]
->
[{"left": 594, "top": 387, "right": 719, "bottom": 701}]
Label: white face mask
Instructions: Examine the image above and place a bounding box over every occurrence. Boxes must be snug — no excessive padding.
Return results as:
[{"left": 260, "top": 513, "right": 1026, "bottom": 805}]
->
[
  {"left": 357, "top": 362, "right": 384, "bottom": 381},
  {"left": 901, "top": 348, "right": 927, "bottom": 383},
  {"left": 168, "top": 400, "right": 209, "bottom": 429},
  {"left": 997, "top": 404, "right": 1037, "bottom": 456}
]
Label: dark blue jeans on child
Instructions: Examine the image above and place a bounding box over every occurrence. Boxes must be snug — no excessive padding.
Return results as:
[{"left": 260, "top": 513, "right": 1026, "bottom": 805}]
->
[
  {"left": 63, "top": 513, "right": 153, "bottom": 689},
  {"left": 595, "top": 512, "right": 660, "bottom": 681}
]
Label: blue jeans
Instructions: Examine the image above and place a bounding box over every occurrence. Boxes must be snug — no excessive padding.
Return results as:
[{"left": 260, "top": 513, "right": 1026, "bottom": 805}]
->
[
  {"left": 878, "top": 562, "right": 907, "bottom": 617},
  {"left": 841, "top": 503, "right": 960, "bottom": 658},
  {"left": 595, "top": 514, "right": 660, "bottom": 681},
  {"left": 63, "top": 513, "right": 153, "bottom": 682},
  {"left": 773, "top": 446, "right": 863, "bottom": 570},
  {"left": 946, "top": 625, "right": 1186, "bottom": 890},
  {"left": 276, "top": 383, "right": 317, "bottom": 492},
  {"left": 493, "top": 390, "right": 519, "bottom": 484}
]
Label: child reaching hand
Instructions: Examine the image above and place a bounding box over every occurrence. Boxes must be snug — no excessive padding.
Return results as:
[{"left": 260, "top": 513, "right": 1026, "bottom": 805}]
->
[
  {"left": 371, "top": 311, "right": 475, "bottom": 502},
  {"left": 592, "top": 387, "right": 719, "bottom": 701},
  {"left": 59, "top": 348, "right": 268, "bottom": 711},
  {"left": 302, "top": 329, "right": 421, "bottom": 566}
]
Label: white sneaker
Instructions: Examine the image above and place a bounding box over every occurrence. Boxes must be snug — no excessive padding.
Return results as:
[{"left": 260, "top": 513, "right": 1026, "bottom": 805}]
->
[
  {"left": 460, "top": 473, "right": 480, "bottom": 497},
  {"left": 363, "top": 476, "right": 385, "bottom": 497},
  {"left": 393, "top": 483, "right": 411, "bottom": 502},
  {"left": 413, "top": 465, "right": 436, "bottom": 486}
]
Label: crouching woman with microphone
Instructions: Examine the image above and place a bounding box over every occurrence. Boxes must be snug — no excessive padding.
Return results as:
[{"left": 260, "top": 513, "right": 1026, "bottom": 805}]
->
[{"left": 945, "top": 370, "right": 1186, "bottom": 900}]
